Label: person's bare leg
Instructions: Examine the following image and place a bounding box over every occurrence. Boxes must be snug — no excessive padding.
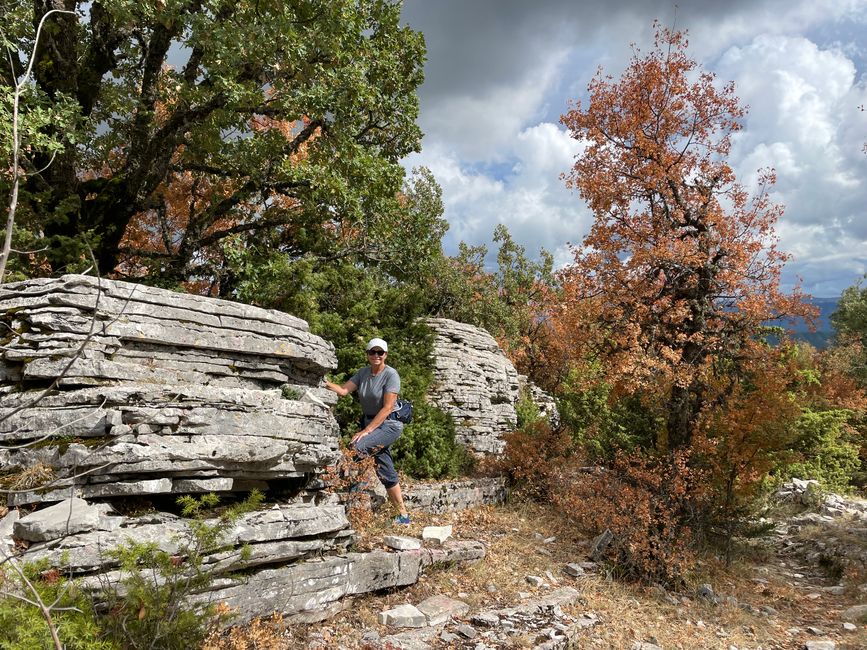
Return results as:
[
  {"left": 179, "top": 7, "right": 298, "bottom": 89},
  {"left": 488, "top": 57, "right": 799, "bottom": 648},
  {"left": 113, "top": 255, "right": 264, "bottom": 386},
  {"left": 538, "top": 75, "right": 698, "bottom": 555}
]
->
[{"left": 386, "top": 483, "right": 408, "bottom": 516}]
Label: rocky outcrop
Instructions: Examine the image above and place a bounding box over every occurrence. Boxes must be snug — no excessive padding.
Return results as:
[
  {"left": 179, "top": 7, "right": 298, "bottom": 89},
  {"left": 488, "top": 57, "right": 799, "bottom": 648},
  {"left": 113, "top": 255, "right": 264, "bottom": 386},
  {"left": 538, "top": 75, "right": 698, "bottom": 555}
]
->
[
  {"left": 0, "top": 275, "right": 491, "bottom": 625},
  {"left": 425, "top": 318, "right": 558, "bottom": 454},
  {"left": 0, "top": 274, "right": 339, "bottom": 504},
  {"left": 425, "top": 318, "right": 520, "bottom": 454}
]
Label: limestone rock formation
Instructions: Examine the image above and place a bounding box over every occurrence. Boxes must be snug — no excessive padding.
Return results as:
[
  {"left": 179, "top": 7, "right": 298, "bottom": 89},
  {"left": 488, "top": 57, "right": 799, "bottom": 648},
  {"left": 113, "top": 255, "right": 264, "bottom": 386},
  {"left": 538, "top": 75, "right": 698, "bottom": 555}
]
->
[
  {"left": 426, "top": 318, "right": 558, "bottom": 454},
  {"left": 425, "top": 318, "right": 519, "bottom": 455},
  {"left": 0, "top": 274, "right": 339, "bottom": 504},
  {"left": 0, "top": 275, "right": 493, "bottom": 625}
]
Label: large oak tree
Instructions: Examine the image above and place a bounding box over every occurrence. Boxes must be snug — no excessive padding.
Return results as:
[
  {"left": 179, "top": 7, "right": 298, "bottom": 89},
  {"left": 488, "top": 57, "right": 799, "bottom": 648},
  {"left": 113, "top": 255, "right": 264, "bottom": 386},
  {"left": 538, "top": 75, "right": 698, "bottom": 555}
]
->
[
  {"left": 558, "top": 25, "right": 814, "bottom": 449},
  {"left": 2, "top": 0, "right": 424, "bottom": 285}
]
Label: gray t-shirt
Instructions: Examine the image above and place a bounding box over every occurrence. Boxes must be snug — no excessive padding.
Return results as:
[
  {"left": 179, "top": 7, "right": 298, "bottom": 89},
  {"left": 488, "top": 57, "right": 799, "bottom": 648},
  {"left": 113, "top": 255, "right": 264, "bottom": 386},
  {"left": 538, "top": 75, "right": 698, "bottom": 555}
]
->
[{"left": 349, "top": 365, "right": 401, "bottom": 417}]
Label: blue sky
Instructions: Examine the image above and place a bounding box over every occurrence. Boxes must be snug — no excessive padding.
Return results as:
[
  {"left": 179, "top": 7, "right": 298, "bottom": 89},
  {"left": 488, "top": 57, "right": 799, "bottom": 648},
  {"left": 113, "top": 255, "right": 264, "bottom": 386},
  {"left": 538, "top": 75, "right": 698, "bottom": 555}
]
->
[{"left": 401, "top": 0, "right": 867, "bottom": 297}]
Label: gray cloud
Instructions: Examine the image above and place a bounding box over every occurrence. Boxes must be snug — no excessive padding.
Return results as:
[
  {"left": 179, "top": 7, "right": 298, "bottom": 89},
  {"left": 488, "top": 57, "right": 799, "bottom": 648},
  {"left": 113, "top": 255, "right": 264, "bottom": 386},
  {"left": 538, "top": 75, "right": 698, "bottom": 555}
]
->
[{"left": 400, "top": 0, "right": 867, "bottom": 296}]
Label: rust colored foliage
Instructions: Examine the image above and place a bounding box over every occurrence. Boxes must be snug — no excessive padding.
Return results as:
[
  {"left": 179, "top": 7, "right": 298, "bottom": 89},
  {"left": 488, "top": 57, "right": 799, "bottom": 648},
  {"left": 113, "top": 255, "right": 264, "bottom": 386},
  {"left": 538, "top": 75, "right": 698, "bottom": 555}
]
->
[
  {"left": 551, "top": 450, "right": 703, "bottom": 584},
  {"left": 488, "top": 420, "right": 575, "bottom": 500},
  {"left": 557, "top": 24, "right": 816, "bottom": 449},
  {"left": 321, "top": 447, "right": 377, "bottom": 533},
  {"left": 116, "top": 113, "right": 316, "bottom": 291}
]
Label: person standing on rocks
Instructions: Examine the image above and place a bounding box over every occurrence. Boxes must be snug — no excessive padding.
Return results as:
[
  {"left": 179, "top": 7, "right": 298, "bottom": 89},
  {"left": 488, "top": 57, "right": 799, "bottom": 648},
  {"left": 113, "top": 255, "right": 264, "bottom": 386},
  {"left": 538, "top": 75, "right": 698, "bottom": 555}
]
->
[{"left": 325, "top": 337, "right": 411, "bottom": 525}]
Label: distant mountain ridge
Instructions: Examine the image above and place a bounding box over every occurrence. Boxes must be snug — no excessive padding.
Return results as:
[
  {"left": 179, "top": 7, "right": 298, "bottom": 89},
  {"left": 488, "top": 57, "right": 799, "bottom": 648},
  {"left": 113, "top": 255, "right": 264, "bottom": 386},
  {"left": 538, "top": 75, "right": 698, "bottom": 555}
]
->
[{"left": 787, "top": 297, "right": 838, "bottom": 348}]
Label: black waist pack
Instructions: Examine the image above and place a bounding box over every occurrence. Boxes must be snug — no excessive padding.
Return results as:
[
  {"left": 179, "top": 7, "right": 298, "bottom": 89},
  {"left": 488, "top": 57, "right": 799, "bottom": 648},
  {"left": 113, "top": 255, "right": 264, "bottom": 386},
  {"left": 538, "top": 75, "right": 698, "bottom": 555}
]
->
[{"left": 389, "top": 398, "right": 413, "bottom": 424}]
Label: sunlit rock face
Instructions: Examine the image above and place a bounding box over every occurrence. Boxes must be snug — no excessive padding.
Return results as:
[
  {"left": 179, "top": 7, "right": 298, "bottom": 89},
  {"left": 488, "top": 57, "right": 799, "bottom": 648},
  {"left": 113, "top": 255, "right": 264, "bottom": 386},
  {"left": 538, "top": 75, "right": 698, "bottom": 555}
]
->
[
  {"left": 0, "top": 274, "right": 341, "bottom": 505},
  {"left": 425, "top": 318, "right": 558, "bottom": 455}
]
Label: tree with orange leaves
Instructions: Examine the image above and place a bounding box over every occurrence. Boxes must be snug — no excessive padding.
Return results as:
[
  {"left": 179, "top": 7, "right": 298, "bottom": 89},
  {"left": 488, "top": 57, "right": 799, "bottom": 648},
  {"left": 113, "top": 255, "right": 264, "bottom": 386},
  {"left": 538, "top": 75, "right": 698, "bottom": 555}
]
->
[{"left": 558, "top": 24, "right": 815, "bottom": 450}]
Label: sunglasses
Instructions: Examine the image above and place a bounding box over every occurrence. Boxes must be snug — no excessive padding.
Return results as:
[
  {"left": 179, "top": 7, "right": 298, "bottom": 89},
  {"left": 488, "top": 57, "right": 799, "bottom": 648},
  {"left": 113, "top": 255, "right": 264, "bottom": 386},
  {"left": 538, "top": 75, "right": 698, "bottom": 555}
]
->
[{"left": 367, "top": 349, "right": 386, "bottom": 356}]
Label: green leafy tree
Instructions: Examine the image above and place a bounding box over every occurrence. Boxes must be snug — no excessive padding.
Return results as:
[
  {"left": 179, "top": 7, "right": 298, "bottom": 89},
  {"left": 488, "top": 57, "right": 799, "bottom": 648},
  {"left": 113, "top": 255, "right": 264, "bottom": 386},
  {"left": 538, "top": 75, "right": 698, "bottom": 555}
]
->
[
  {"left": 831, "top": 276, "right": 867, "bottom": 386},
  {"left": 2, "top": 0, "right": 424, "bottom": 284}
]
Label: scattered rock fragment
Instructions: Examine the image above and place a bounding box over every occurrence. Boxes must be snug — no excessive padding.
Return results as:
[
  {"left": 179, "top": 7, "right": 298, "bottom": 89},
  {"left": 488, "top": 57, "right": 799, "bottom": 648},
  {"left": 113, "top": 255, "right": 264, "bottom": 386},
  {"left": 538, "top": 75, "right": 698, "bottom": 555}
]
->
[
  {"left": 564, "top": 563, "right": 584, "bottom": 577},
  {"left": 456, "top": 624, "right": 477, "bottom": 639},
  {"left": 378, "top": 603, "right": 427, "bottom": 628},
  {"left": 805, "top": 641, "right": 836, "bottom": 650},
  {"left": 416, "top": 594, "right": 469, "bottom": 626},
  {"left": 422, "top": 525, "right": 452, "bottom": 546},
  {"left": 472, "top": 611, "right": 501, "bottom": 627},
  {"left": 13, "top": 497, "right": 100, "bottom": 542},
  {"left": 841, "top": 604, "right": 867, "bottom": 622},
  {"left": 526, "top": 575, "right": 544, "bottom": 587},
  {"left": 590, "top": 529, "right": 613, "bottom": 561},
  {"left": 843, "top": 622, "right": 857, "bottom": 631},
  {"left": 383, "top": 535, "right": 422, "bottom": 551}
]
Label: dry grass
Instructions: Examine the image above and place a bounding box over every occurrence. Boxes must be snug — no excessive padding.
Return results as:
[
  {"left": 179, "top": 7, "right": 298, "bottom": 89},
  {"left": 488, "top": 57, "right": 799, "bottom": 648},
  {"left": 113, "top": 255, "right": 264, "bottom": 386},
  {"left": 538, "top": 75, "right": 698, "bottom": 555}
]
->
[
  {"left": 1, "top": 462, "right": 55, "bottom": 490},
  {"left": 203, "top": 500, "right": 867, "bottom": 649}
]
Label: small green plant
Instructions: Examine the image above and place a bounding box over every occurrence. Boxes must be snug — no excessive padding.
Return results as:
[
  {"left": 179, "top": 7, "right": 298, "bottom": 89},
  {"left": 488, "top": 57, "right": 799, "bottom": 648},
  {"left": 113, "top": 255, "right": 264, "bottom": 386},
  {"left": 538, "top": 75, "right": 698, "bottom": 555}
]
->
[
  {"left": 99, "top": 490, "right": 263, "bottom": 650},
  {"left": 0, "top": 559, "right": 116, "bottom": 650},
  {"left": 279, "top": 384, "right": 302, "bottom": 400},
  {"left": 515, "top": 390, "right": 542, "bottom": 429}
]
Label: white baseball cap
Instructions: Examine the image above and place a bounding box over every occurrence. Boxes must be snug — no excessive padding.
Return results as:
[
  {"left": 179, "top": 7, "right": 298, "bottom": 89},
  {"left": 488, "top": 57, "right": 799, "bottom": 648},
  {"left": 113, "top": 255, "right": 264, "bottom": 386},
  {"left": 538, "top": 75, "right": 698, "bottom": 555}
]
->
[{"left": 366, "top": 337, "right": 388, "bottom": 352}]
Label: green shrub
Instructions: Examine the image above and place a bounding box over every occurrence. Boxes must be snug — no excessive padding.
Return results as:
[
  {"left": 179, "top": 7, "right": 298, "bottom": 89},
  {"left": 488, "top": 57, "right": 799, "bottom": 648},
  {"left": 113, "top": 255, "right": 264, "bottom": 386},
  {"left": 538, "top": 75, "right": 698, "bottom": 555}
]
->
[
  {"left": 0, "top": 559, "right": 115, "bottom": 650},
  {"left": 391, "top": 402, "right": 474, "bottom": 479},
  {"left": 515, "top": 390, "right": 542, "bottom": 429},
  {"left": 556, "top": 369, "right": 660, "bottom": 460},
  {"left": 777, "top": 408, "right": 861, "bottom": 492},
  {"left": 99, "top": 491, "right": 263, "bottom": 650}
]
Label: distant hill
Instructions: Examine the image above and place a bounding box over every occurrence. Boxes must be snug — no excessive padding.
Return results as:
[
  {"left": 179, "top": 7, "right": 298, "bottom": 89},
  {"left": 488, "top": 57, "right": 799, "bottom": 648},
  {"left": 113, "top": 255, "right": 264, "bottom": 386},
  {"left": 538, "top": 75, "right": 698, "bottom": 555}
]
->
[{"left": 775, "top": 297, "right": 839, "bottom": 349}]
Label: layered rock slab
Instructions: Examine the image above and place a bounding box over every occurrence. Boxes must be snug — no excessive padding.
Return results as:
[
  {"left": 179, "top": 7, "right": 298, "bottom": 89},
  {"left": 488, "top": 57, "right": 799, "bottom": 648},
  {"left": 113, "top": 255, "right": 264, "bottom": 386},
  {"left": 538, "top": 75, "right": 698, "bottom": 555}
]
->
[
  {"left": 0, "top": 275, "right": 340, "bottom": 504},
  {"left": 425, "top": 318, "right": 520, "bottom": 455},
  {"left": 0, "top": 274, "right": 335, "bottom": 384}
]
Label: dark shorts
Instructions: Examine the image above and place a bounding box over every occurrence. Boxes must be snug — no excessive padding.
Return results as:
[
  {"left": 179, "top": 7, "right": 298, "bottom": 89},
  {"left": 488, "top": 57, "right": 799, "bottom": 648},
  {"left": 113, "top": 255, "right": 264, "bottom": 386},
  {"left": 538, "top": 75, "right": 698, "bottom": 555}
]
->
[{"left": 351, "top": 418, "right": 403, "bottom": 489}]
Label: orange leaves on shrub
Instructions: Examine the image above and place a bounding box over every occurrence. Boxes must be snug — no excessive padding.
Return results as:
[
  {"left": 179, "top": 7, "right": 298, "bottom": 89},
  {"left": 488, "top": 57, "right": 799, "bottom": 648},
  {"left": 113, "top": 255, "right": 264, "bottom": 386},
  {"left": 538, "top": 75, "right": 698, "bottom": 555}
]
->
[
  {"left": 488, "top": 421, "right": 575, "bottom": 500},
  {"left": 322, "top": 448, "right": 377, "bottom": 533},
  {"left": 551, "top": 450, "right": 704, "bottom": 585}
]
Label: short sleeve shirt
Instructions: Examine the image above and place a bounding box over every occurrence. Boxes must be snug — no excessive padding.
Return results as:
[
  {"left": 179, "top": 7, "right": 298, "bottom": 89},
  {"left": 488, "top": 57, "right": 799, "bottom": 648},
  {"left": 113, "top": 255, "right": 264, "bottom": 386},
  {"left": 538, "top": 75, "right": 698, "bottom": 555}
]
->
[{"left": 349, "top": 365, "right": 401, "bottom": 417}]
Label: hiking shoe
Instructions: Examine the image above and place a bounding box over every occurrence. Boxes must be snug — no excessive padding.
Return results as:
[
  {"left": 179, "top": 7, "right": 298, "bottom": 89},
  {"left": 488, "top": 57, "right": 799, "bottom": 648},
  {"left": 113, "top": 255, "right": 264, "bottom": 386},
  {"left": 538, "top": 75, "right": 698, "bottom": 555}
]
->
[{"left": 393, "top": 514, "right": 411, "bottom": 525}]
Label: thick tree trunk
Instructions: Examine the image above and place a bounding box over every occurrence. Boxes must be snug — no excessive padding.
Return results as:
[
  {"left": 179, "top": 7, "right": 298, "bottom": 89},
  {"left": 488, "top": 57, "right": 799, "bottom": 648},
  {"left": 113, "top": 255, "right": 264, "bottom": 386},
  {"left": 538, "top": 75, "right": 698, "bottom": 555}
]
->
[{"left": 666, "top": 383, "right": 694, "bottom": 449}]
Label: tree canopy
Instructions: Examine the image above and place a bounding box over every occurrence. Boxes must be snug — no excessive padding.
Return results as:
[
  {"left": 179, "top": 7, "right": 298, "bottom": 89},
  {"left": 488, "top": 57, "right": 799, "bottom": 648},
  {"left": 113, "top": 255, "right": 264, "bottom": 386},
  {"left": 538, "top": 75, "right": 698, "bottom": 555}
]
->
[{"left": 2, "top": 0, "right": 425, "bottom": 287}]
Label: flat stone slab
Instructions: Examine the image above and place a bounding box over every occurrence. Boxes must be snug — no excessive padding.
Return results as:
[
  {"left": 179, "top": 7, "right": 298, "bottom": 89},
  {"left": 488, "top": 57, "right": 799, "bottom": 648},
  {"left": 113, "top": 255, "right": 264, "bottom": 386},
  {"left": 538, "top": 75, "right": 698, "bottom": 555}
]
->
[
  {"left": 422, "top": 525, "right": 452, "bottom": 546},
  {"left": 564, "top": 563, "right": 585, "bottom": 576},
  {"left": 416, "top": 594, "right": 469, "bottom": 626},
  {"left": 379, "top": 603, "right": 427, "bottom": 628},
  {"left": 384, "top": 535, "right": 422, "bottom": 551},
  {"left": 14, "top": 497, "right": 100, "bottom": 542},
  {"left": 805, "top": 641, "right": 836, "bottom": 650},
  {"left": 841, "top": 604, "right": 867, "bottom": 622}
]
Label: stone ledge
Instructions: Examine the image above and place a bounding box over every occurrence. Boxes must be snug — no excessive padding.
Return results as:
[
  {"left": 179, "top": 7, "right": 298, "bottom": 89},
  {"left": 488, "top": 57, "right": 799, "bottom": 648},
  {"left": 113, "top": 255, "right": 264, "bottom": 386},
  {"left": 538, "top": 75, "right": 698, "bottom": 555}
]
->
[{"left": 403, "top": 477, "right": 508, "bottom": 514}]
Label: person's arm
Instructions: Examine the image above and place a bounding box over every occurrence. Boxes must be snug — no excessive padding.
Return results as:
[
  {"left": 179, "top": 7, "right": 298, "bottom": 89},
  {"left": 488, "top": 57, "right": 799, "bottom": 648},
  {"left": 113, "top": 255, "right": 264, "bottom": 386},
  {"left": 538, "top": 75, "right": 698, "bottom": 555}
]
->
[
  {"left": 324, "top": 379, "right": 357, "bottom": 397},
  {"left": 351, "top": 392, "right": 397, "bottom": 444}
]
